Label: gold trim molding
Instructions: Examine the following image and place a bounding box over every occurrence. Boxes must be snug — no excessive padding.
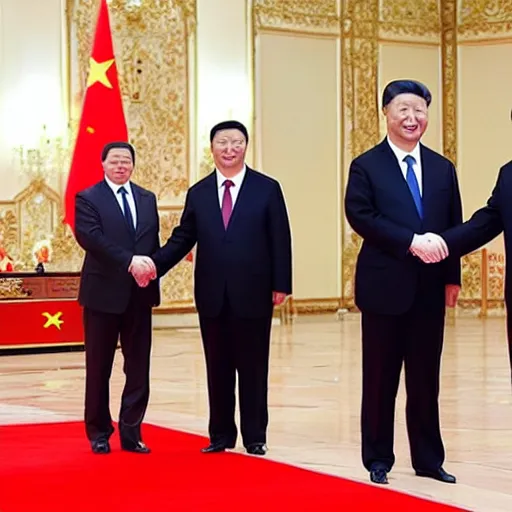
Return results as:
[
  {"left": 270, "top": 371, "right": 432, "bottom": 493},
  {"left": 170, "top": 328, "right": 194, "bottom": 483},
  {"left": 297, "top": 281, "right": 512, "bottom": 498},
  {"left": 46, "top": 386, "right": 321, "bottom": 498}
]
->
[
  {"left": 291, "top": 297, "right": 341, "bottom": 315},
  {"left": 441, "top": 0, "right": 458, "bottom": 165},
  {"left": 340, "top": 0, "right": 380, "bottom": 309},
  {"left": 253, "top": 0, "right": 340, "bottom": 35},
  {"left": 458, "top": 0, "right": 512, "bottom": 41},
  {"left": 379, "top": 0, "right": 440, "bottom": 43}
]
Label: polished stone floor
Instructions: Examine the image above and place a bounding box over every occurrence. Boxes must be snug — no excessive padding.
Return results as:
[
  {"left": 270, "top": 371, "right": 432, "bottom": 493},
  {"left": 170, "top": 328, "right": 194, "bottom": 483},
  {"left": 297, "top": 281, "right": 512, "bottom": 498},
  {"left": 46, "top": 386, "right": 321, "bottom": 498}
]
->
[{"left": 1, "top": 313, "right": 511, "bottom": 511}]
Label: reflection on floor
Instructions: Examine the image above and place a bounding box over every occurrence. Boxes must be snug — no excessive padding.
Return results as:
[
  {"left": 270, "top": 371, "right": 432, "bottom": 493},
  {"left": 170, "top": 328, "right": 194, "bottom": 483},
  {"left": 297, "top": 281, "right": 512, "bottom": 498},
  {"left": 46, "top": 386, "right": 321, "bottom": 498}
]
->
[{"left": 1, "top": 313, "right": 511, "bottom": 511}]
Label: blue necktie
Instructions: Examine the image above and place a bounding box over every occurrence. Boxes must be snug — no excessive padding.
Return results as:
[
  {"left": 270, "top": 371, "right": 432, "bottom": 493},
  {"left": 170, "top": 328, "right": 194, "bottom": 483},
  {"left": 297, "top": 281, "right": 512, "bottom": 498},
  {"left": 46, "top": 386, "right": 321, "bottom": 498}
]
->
[
  {"left": 118, "top": 186, "right": 136, "bottom": 236},
  {"left": 404, "top": 155, "right": 423, "bottom": 218}
]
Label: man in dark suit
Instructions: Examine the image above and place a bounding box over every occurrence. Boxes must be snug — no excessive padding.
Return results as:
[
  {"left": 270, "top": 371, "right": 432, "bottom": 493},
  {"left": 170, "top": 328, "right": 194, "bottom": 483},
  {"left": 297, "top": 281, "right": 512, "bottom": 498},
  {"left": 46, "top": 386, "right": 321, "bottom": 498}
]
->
[
  {"left": 344, "top": 80, "right": 462, "bottom": 485},
  {"left": 133, "top": 120, "right": 292, "bottom": 456},
  {"left": 419, "top": 160, "right": 512, "bottom": 381},
  {"left": 75, "top": 141, "right": 160, "bottom": 454}
]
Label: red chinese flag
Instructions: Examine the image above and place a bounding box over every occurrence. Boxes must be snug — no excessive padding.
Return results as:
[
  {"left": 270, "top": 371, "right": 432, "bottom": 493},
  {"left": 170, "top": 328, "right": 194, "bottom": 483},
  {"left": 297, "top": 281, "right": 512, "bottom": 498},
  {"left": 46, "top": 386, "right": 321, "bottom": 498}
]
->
[{"left": 64, "top": 0, "right": 127, "bottom": 232}]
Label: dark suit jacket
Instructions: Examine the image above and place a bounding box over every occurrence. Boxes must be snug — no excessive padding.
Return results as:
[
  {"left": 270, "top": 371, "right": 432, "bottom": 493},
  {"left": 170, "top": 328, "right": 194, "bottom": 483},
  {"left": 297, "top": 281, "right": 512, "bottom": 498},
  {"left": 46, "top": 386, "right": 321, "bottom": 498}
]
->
[
  {"left": 442, "top": 160, "right": 512, "bottom": 304},
  {"left": 75, "top": 180, "right": 161, "bottom": 314},
  {"left": 151, "top": 167, "right": 292, "bottom": 318},
  {"left": 344, "top": 139, "right": 463, "bottom": 315}
]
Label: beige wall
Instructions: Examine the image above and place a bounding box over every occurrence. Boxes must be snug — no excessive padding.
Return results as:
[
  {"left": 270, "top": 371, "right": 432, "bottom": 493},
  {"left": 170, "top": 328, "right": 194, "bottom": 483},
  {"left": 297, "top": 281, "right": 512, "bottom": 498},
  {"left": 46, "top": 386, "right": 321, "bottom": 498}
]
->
[
  {"left": 458, "top": 43, "right": 512, "bottom": 218},
  {"left": 379, "top": 42, "right": 442, "bottom": 152},
  {"left": 256, "top": 33, "right": 340, "bottom": 299},
  {"left": 458, "top": 43, "right": 512, "bottom": 253}
]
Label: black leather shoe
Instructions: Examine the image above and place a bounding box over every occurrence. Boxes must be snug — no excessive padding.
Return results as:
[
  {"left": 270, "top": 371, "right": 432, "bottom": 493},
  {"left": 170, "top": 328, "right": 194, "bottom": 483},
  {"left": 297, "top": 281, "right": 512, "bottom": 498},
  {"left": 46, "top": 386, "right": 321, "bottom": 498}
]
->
[
  {"left": 370, "top": 468, "right": 388, "bottom": 484},
  {"left": 246, "top": 443, "right": 267, "bottom": 456},
  {"left": 91, "top": 439, "right": 110, "bottom": 454},
  {"left": 121, "top": 440, "right": 151, "bottom": 454},
  {"left": 415, "top": 468, "right": 456, "bottom": 484},
  {"left": 201, "top": 441, "right": 236, "bottom": 453}
]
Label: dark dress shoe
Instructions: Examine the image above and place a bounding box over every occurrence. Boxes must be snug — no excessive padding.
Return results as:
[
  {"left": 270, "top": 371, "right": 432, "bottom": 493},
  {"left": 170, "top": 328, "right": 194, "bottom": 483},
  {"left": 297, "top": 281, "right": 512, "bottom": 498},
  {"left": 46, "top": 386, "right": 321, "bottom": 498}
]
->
[
  {"left": 370, "top": 468, "right": 388, "bottom": 484},
  {"left": 201, "top": 441, "right": 235, "bottom": 453},
  {"left": 415, "top": 467, "right": 456, "bottom": 484},
  {"left": 246, "top": 443, "right": 267, "bottom": 456},
  {"left": 121, "top": 440, "right": 151, "bottom": 454},
  {"left": 91, "top": 439, "right": 111, "bottom": 454}
]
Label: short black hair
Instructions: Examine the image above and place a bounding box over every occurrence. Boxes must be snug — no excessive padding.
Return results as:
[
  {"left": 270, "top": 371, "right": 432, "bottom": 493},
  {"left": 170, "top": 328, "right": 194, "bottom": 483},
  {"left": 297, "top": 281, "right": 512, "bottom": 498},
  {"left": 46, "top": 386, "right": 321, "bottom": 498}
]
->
[
  {"left": 382, "top": 80, "right": 432, "bottom": 108},
  {"left": 101, "top": 141, "right": 135, "bottom": 164},
  {"left": 210, "top": 120, "right": 249, "bottom": 143}
]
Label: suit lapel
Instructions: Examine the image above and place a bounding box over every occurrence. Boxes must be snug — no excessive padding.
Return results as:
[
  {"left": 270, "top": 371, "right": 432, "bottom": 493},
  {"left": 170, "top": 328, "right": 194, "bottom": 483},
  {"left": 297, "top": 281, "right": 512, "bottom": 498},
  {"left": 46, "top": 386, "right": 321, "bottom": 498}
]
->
[
  {"left": 419, "top": 144, "right": 438, "bottom": 221},
  {"left": 99, "top": 180, "right": 129, "bottom": 229}
]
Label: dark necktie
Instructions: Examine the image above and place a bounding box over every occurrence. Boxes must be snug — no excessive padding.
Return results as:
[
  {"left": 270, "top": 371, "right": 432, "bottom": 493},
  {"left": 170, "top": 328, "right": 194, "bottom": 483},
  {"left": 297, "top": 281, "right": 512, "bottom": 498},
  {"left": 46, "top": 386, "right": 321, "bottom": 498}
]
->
[
  {"left": 118, "top": 186, "right": 136, "bottom": 236},
  {"left": 404, "top": 155, "right": 423, "bottom": 218},
  {"left": 221, "top": 180, "right": 234, "bottom": 229}
]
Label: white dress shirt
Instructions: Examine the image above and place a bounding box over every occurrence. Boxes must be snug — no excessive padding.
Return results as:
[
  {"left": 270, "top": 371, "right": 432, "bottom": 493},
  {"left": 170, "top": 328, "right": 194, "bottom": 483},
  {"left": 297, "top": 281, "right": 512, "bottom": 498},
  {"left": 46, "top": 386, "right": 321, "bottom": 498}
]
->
[
  {"left": 216, "top": 165, "right": 247, "bottom": 208},
  {"left": 386, "top": 136, "right": 422, "bottom": 195},
  {"left": 104, "top": 175, "right": 138, "bottom": 229}
]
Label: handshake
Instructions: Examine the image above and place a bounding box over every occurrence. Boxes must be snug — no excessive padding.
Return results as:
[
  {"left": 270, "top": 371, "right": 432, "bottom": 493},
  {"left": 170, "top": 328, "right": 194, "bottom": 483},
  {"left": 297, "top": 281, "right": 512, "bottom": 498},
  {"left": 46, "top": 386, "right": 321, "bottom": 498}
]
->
[
  {"left": 410, "top": 232, "right": 449, "bottom": 263},
  {"left": 129, "top": 255, "right": 157, "bottom": 287}
]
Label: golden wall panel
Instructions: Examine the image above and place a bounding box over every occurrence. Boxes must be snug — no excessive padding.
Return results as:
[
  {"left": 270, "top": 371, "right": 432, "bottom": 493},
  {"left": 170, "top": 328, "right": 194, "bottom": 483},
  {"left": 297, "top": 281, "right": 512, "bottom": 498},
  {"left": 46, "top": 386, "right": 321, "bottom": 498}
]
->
[
  {"left": 0, "top": 206, "right": 18, "bottom": 258},
  {"left": 441, "top": 0, "right": 457, "bottom": 165},
  {"left": 459, "top": 251, "right": 482, "bottom": 301},
  {"left": 459, "top": 0, "right": 512, "bottom": 40},
  {"left": 158, "top": 208, "right": 194, "bottom": 306},
  {"left": 341, "top": 0, "right": 380, "bottom": 309},
  {"left": 458, "top": 249, "right": 505, "bottom": 315},
  {"left": 487, "top": 252, "right": 505, "bottom": 300},
  {"left": 199, "top": 143, "right": 214, "bottom": 180},
  {"left": 379, "top": 0, "right": 440, "bottom": 42},
  {"left": 253, "top": 0, "right": 340, "bottom": 34}
]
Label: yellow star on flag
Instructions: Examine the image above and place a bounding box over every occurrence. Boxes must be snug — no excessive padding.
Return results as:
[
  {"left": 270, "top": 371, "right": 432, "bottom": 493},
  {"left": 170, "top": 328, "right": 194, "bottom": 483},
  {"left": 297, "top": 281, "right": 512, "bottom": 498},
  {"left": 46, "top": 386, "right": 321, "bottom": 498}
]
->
[
  {"left": 87, "top": 57, "right": 115, "bottom": 89},
  {"left": 42, "top": 312, "right": 64, "bottom": 330}
]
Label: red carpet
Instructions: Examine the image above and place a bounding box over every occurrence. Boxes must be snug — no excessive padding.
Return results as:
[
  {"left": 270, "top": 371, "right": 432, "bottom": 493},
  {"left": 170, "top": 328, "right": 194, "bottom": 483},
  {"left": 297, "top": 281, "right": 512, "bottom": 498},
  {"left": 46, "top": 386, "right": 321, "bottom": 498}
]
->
[{"left": 0, "top": 421, "right": 467, "bottom": 511}]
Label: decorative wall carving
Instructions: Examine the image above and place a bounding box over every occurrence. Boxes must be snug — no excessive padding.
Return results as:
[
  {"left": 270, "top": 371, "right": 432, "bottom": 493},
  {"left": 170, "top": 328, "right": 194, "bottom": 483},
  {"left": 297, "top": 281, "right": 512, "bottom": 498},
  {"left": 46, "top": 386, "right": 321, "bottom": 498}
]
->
[
  {"left": 340, "top": 0, "right": 380, "bottom": 309},
  {"left": 158, "top": 208, "right": 194, "bottom": 306},
  {"left": 0, "top": 207, "right": 19, "bottom": 260},
  {"left": 441, "top": 0, "right": 458, "bottom": 165},
  {"left": 459, "top": 0, "right": 512, "bottom": 40},
  {"left": 199, "top": 142, "right": 215, "bottom": 180},
  {"left": 379, "top": 0, "right": 440, "bottom": 42},
  {"left": 487, "top": 251, "right": 505, "bottom": 300},
  {"left": 253, "top": 0, "right": 340, "bottom": 34}
]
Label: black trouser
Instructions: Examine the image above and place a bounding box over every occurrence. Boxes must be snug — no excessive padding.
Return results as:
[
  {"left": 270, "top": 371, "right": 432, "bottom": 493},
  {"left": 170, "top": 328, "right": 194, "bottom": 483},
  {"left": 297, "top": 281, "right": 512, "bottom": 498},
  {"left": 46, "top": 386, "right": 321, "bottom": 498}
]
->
[
  {"left": 506, "top": 305, "right": 512, "bottom": 385},
  {"left": 361, "top": 297, "right": 445, "bottom": 472},
  {"left": 83, "top": 290, "right": 152, "bottom": 444},
  {"left": 199, "top": 299, "right": 272, "bottom": 447}
]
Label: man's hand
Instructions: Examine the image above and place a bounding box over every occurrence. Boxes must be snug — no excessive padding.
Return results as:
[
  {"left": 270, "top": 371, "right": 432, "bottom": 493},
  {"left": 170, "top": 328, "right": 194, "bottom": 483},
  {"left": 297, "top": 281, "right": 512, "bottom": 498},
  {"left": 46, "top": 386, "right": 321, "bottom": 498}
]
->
[
  {"left": 445, "top": 284, "right": 460, "bottom": 308},
  {"left": 273, "top": 291, "right": 287, "bottom": 306},
  {"left": 410, "top": 233, "right": 449, "bottom": 263},
  {"left": 129, "top": 256, "right": 156, "bottom": 287}
]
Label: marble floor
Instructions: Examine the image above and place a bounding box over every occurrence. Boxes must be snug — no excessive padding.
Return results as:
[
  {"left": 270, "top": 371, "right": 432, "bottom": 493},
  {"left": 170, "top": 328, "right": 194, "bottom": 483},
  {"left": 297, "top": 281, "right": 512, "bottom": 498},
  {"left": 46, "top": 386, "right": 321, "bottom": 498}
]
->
[{"left": 1, "top": 313, "right": 511, "bottom": 511}]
